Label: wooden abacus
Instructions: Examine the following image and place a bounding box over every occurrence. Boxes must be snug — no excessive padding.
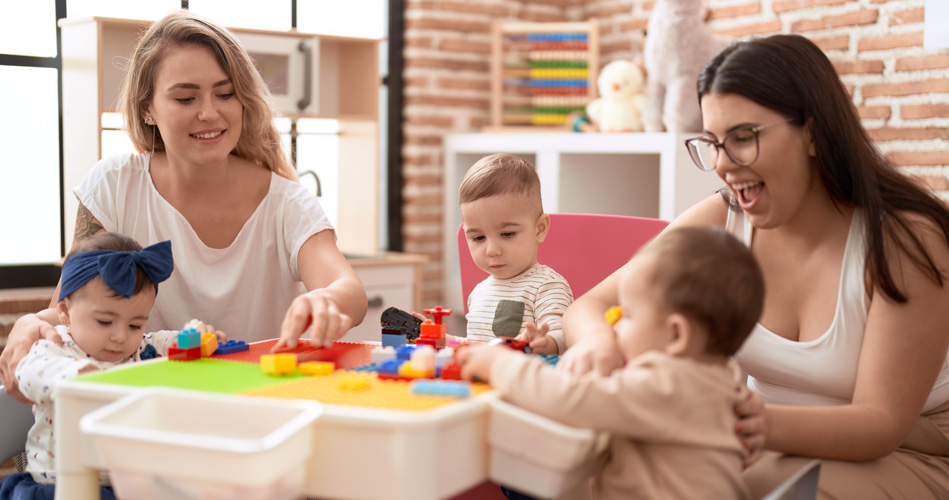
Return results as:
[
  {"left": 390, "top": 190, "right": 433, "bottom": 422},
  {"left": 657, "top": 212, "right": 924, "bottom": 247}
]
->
[{"left": 489, "top": 20, "right": 599, "bottom": 132}]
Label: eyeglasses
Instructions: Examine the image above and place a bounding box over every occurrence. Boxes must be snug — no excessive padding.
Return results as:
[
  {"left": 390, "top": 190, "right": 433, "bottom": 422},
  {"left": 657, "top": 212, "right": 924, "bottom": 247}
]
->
[{"left": 684, "top": 117, "right": 795, "bottom": 171}]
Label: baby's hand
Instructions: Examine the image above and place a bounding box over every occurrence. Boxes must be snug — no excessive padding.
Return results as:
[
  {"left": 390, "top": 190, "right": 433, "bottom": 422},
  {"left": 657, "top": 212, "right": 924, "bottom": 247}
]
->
[
  {"left": 184, "top": 319, "right": 227, "bottom": 343},
  {"left": 455, "top": 344, "right": 510, "bottom": 384},
  {"left": 514, "top": 322, "right": 559, "bottom": 355}
]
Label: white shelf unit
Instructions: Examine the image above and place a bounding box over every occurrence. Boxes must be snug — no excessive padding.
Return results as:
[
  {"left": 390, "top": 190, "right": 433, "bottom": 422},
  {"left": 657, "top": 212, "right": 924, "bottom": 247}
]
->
[
  {"left": 59, "top": 16, "right": 381, "bottom": 256},
  {"left": 441, "top": 132, "right": 725, "bottom": 323}
]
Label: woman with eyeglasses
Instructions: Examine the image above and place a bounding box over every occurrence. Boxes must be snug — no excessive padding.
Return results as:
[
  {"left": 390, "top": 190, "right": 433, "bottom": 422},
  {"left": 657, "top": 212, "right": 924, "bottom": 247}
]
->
[{"left": 559, "top": 34, "right": 949, "bottom": 498}]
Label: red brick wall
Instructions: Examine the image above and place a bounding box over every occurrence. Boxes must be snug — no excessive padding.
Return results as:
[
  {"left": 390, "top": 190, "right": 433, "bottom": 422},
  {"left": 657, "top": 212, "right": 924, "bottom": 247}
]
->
[{"left": 401, "top": 0, "right": 949, "bottom": 303}]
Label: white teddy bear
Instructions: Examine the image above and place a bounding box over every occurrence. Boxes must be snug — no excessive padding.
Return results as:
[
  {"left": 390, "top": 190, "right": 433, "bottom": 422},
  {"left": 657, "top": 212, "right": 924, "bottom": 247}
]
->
[
  {"left": 586, "top": 59, "right": 646, "bottom": 133},
  {"left": 642, "top": 0, "right": 731, "bottom": 133}
]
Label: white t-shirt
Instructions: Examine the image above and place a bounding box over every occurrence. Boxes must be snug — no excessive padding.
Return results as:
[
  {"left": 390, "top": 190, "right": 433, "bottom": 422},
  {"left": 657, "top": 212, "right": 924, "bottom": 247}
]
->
[
  {"left": 74, "top": 153, "right": 334, "bottom": 341},
  {"left": 465, "top": 263, "right": 573, "bottom": 353},
  {"left": 730, "top": 208, "right": 949, "bottom": 412}
]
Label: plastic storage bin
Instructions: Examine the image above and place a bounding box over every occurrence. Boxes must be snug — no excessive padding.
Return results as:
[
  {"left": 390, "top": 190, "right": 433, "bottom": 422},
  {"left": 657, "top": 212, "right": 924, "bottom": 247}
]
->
[
  {"left": 79, "top": 388, "right": 322, "bottom": 500},
  {"left": 487, "top": 398, "right": 609, "bottom": 498}
]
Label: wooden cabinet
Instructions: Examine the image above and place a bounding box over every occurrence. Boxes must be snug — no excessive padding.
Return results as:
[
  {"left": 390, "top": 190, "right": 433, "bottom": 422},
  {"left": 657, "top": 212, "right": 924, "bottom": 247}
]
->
[
  {"left": 345, "top": 253, "right": 428, "bottom": 343},
  {"left": 58, "top": 16, "right": 381, "bottom": 255}
]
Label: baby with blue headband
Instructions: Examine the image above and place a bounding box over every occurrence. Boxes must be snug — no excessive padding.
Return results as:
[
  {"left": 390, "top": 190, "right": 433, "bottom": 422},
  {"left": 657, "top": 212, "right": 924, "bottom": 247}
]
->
[{"left": 1, "top": 233, "right": 225, "bottom": 499}]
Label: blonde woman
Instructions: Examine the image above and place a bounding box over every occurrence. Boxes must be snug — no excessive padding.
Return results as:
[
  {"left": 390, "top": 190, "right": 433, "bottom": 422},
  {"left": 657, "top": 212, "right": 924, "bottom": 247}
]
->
[{"left": 1, "top": 11, "right": 367, "bottom": 402}]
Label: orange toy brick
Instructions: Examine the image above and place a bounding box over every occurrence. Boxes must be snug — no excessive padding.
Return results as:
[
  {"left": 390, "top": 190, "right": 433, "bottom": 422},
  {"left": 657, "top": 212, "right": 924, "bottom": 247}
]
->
[
  {"left": 605, "top": 306, "right": 623, "bottom": 326},
  {"left": 200, "top": 333, "right": 219, "bottom": 357},
  {"left": 419, "top": 319, "right": 445, "bottom": 339},
  {"left": 260, "top": 353, "right": 297, "bottom": 376}
]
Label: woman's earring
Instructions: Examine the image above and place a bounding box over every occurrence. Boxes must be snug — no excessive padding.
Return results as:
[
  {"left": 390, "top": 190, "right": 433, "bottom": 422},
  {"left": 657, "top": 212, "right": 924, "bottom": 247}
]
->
[{"left": 144, "top": 117, "right": 156, "bottom": 153}]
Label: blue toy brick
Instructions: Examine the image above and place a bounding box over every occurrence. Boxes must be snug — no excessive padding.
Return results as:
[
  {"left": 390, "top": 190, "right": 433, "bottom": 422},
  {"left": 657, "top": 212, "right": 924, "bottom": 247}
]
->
[
  {"left": 348, "top": 363, "right": 378, "bottom": 373},
  {"left": 395, "top": 345, "right": 415, "bottom": 361},
  {"left": 376, "top": 359, "right": 403, "bottom": 376},
  {"left": 381, "top": 332, "right": 407, "bottom": 348},
  {"left": 539, "top": 354, "right": 560, "bottom": 366},
  {"left": 177, "top": 329, "right": 201, "bottom": 349},
  {"left": 214, "top": 339, "right": 249, "bottom": 355},
  {"left": 411, "top": 380, "right": 471, "bottom": 398}
]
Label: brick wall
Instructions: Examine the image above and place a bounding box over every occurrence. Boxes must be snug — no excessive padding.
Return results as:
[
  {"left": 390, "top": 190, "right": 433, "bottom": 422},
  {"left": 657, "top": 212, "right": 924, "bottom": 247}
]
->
[{"left": 401, "top": 0, "right": 949, "bottom": 304}]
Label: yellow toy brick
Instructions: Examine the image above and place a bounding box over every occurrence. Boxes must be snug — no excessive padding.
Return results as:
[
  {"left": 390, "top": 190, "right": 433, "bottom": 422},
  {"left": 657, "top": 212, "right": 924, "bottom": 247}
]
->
[
  {"left": 298, "top": 361, "right": 335, "bottom": 376},
  {"left": 605, "top": 306, "right": 623, "bottom": 326},
  {"left": 398, "top": 361, "right": 435, "bottom": 379},
  {"left": 260, "top": 353, "right": 297, "bottom": 376},
  {"left": 200, "top": 333, "right": 219, "bottom": 357},
  {"left": 337, "top": 374, "right": 371, "bottom": 391}
]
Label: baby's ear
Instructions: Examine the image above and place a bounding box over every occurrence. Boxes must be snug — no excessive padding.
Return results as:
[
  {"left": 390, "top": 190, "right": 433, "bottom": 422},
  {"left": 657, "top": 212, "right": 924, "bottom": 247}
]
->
[
  {"left": 535, "top": 213, "right": 551, "bottom": 243},
  {"left": 664, "top": 313, "right": 693, "bottom": 356},
  {"left": 57, "top": 300, "right": 71, "bottom": 326}
]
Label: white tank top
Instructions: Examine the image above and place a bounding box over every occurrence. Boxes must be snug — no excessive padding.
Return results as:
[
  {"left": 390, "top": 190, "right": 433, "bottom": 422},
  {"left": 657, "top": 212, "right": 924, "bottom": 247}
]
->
[{"left": 729, "top": 208, "right": 949, "bottom": 412}]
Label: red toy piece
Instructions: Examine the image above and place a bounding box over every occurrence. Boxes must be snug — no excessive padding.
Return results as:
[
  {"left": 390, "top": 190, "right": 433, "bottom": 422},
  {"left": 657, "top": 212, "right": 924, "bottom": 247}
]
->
[
  {"left": 440, "top": 362, "right": 463, "bottom": 380},
  {"left": 489, "top": 337, "right": 533, "bottom": 354},
  {"left": 168, "top": 345, "right": 201, "bottom": 361},
  {"left": 416, "top": 335, "right": 446, "bottom": 350},
  {"left": 422, "top": 306, "right": 452, "bottom": 325}
]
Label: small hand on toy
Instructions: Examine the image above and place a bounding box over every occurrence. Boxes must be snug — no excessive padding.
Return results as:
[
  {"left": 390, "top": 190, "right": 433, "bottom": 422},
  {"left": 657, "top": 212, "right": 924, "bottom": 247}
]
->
[
  {"left": 273, "top": 291, "right": 352, "bottom": 351},
  {"left": 456, "top": 344, "right": 510, "bottom": 385},
  {"left": 184, "top": 319, "right": 227, "bottom": 342},
  {"left": 557, "top": 328, "right": 624, "bottom": 376},
  {"left": 514, "top": 321, "right": 558, "bottom": 355}
]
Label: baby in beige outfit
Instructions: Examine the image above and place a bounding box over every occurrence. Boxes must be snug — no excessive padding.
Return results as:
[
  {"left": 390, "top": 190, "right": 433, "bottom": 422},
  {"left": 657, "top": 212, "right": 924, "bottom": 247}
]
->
[{"left": 459, "top": 226, "right": 764, "bottom": 499}]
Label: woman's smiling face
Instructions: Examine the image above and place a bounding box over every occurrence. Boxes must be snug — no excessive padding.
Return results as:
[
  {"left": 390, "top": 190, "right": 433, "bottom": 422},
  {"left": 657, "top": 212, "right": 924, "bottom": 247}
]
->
[
  {"left": 700, "top": 92, "right": 819, "bottom": 230},
  {"left": 145, "top": 43, "right": 244, "bottom": 166}
]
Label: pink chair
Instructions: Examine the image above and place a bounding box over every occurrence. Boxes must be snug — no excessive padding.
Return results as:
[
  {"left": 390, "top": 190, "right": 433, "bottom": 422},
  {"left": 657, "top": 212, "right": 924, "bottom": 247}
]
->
[{"left": 457, "top": 213, "right": 670, "bottom": 312}]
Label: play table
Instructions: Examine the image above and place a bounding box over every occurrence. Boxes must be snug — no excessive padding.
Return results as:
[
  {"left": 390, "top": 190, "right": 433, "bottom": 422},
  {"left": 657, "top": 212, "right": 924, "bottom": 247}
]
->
[{"left": 54, "top": 340, "right": 496, "bottom": 500}]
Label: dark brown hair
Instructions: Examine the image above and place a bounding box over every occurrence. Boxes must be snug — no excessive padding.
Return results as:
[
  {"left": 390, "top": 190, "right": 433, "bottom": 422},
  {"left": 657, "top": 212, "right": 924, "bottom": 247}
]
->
[
  {"left": 698, "top": 34, "right": 949, "bottom": 303},
  {"left": 642, "top": 227, "right": 764, "bottom": 356},
  {"left": 459, "top": 153, "right": 543, "bottom": 214},
  {"left": 64, "top": 233, "right": 152, "bottom": 298}
]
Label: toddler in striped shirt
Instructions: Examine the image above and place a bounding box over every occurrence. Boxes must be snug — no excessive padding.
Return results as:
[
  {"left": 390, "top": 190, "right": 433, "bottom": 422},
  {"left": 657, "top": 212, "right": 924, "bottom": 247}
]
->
[{"left": 457, "top": 154, "right": 573, "bottom": 354}]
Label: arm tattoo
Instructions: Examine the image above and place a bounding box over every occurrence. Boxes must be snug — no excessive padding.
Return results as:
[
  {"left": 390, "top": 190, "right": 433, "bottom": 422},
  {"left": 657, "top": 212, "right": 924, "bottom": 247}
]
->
[{"left": 74, "top": 202, "right": 105, "bottom": 242}]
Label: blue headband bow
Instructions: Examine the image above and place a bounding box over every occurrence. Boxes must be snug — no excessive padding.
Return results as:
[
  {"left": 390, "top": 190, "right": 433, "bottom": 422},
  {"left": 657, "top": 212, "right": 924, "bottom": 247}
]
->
[{"left": 59, "top": 240, "right": 174, "bottom": 301}]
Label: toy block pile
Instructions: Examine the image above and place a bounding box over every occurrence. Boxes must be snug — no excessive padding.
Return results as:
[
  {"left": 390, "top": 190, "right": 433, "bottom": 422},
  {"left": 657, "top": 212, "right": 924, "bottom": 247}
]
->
[
  {"left": 167, "top": 319, "right": 249, "bottom": 361},
  {"left": 371, "top": 343, "right": 463, "bottom": 382},
  {"left": 379, "top": 306, "right": 454, "bottom": 350}
]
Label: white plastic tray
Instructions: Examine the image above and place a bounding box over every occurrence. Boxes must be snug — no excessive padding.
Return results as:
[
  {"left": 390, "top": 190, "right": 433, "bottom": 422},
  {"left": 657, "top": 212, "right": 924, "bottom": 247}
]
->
[
  {"left": 80, "top": 388, "right": 322, "bottom": 500},
  {"left": 302, "top": 394, "right": 494, "bottom": 500},
  {"left": 488, "top": 398, "right": 608, "bottom": 498}
]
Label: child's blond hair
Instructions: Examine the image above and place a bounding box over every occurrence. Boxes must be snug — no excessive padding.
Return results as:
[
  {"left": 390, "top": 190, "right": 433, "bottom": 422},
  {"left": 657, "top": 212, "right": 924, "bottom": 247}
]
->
[{"left": 458, "top": 154, "right": 543, "bottom": 215}]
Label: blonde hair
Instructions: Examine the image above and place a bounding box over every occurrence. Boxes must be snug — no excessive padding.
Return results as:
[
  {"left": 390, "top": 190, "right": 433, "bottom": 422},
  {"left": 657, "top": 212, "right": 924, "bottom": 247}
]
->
[
  {"left": 117, "top": 10, "right": 297, "bottom": 180},
  {"left": 458, "top": 154, "right": 542, "bottom": 214}
]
